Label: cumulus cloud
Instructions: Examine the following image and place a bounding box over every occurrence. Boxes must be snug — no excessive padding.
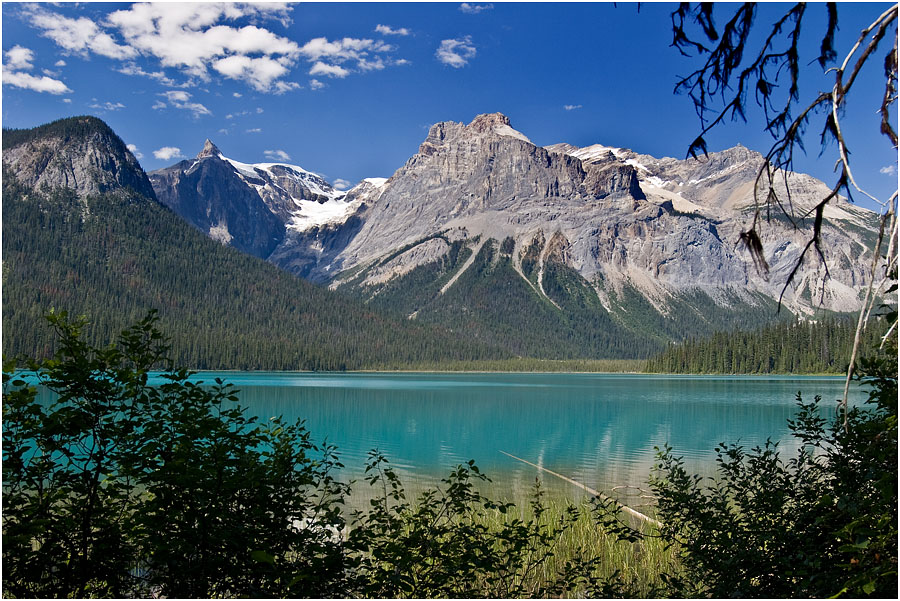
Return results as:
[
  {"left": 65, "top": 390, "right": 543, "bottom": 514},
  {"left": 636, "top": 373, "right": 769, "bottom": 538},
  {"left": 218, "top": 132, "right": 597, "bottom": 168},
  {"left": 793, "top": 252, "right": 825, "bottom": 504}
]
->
[
  {"left": 3, "top": 70, "right": 72, "bottom": 94},
  {"left": 233, "top": 92, "right": 242, "bottom": 98},
  {"left": 25, "top": 5, "right": 136, "bottom": 59},
  {"left": 436, "top": 36, "right": 476, "bottom": 68},
  {"left": 155, "top": 90, "right": 212, "bottom": 117},
  {"left": 25, "top": 3, "right": 300, "bottom": 93},
  {"left": 246, "top": 128, "right": 262, "bottom": 133},
  {"left": 299, "top": 36, "right": 397, "bottom": 78},
  {"left": 880, "top": 165, "right": 896, "bottom": 176},
  {"left": 126, "top": 143, "right": 144, "bottom": 159},
  {"left": 376, "top": 24, "right": 410, "bottom": 36},
  {"left": 89, "top": 100, "right": 126, "bottom": 111},
  {"left": 309, "top": 78, "right": 325, "bottom": 90},
  {"left": 460, "top": 3, "right": 494, "bottom": 14},
  {"left": 54, "top": 59, "right": 66, "bottom": 67},
  {"left": 309, "top": 61, "right": 350, "bottom": 78},
  {"left": 564, "top": 104, "right": 583, "bottom": 111},
  {"left": 5, "top": 45, "right": 35, "bottom": 70},
  {"left": 106, "top": 3, "right": 299, "bottom": 91},
  {"left": 3, "top": 45, "right": 72, "bottom": 94},
  {"left": 153, "top": 146, "right": 185, "bottom": 160},
  {"left": 264, "top": 149, "right": 291, "bottom": 161},
  {"left": 332, "top": 178, "right": 352, "bottom": 190}
]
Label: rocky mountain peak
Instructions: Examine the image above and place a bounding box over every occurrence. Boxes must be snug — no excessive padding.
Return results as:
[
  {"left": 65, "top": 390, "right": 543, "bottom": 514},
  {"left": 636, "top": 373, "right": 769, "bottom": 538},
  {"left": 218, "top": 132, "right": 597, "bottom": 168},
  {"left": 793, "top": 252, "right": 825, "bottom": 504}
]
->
[
  {"left": 467, "top": 112, "right": 512, "bottom": 132},
  {"left": 197, "top": 139, "right": 221, "bottom": 159},
  {"left": 1, "top": 115, "right": 155, "bottom": 200}
]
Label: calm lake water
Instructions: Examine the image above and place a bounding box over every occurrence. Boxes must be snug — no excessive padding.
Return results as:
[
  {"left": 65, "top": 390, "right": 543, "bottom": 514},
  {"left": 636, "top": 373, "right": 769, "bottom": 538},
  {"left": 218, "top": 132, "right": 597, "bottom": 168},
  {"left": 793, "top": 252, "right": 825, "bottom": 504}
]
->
[{"left": 147, "top": 372, "right": 864, "bottom": 501}]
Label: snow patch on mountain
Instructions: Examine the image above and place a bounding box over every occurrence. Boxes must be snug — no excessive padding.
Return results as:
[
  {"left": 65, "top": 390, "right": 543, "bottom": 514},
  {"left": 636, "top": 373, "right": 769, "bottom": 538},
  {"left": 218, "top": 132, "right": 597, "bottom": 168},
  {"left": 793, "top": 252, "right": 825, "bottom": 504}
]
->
[{"left": 287, "top": 197, "right": 363, "bottom": 232}]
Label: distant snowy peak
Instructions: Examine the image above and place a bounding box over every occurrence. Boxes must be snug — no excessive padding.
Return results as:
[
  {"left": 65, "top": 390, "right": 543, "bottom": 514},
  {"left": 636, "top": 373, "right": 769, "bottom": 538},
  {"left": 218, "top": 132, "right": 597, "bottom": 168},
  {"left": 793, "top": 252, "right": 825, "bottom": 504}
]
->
[{"left": 186, "top": 142, "right": 363, "bottom": 233}]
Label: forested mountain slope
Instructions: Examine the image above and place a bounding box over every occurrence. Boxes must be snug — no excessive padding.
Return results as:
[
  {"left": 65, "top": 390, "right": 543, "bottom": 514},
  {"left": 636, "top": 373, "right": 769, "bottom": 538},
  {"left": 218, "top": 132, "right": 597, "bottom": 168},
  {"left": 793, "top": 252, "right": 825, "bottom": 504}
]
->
[{"left": 1, "top": 117, "right": 508, "bottom": 369}]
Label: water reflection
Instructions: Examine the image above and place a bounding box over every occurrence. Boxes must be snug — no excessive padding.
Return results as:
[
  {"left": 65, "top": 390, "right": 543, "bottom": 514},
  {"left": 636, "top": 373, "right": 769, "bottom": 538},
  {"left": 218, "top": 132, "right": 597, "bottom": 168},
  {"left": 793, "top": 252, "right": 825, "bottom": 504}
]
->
[
  {"left": 166, "top": 372, "right": 861, "bottom": 498},
  {"left": 26, "top": 372, "right": 861, "bottom": 500}
]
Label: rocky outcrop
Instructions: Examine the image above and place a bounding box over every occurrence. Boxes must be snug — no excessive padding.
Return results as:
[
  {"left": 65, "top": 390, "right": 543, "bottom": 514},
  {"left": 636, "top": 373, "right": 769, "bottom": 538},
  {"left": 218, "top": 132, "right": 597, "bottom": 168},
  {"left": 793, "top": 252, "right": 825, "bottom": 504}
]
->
[
  {"left": 2, "top": 115, "right": 155, "bottom": 200},
  {"left": 149, "top": 141, "right": 286, "bottom": 258},
  {"left": 327, "top": 113, "right": 875, "bottom": 315}
]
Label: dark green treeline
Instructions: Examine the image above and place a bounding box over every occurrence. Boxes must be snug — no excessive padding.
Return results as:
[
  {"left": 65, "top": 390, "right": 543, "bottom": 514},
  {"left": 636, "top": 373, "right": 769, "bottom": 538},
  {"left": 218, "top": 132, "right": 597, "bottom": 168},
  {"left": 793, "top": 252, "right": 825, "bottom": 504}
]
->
[
  {"left": 645, "top": 316, "right": 878, "bottom": 374},
  {"left": 2, "top": 172, "right": 508, "bottom": 370}
]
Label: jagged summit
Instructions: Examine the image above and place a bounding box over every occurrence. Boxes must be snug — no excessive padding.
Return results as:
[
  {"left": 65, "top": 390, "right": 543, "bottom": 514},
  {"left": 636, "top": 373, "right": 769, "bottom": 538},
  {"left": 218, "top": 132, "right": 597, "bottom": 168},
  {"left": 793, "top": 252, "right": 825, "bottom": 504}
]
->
[
  {"left": 468, "top": 112, "right": 511, "bottom": 131},
  {"left": 197, "top": 139, "right": 222, "bottom": 159}
]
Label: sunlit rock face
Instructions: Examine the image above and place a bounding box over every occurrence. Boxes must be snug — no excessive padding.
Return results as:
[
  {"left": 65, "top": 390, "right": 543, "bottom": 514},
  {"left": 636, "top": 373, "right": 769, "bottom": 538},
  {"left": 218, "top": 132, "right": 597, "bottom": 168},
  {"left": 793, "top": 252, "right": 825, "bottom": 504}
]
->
[
  {"left": 3, "top": 116, "right": 155, "bottom": 200},
  {"left": 327, "top": 113, "right": 874, "bottom": 316},
  {"left": 148, "top": 113, "right": 876, "bottom": 315}
]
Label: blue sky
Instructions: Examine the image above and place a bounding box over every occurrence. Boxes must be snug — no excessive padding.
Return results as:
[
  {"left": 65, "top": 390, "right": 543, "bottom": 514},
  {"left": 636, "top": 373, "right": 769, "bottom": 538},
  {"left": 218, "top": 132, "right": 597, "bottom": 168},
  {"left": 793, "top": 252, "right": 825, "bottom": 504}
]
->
[{"left": 2, "top": 2, "right": 896, "bottom": 210}]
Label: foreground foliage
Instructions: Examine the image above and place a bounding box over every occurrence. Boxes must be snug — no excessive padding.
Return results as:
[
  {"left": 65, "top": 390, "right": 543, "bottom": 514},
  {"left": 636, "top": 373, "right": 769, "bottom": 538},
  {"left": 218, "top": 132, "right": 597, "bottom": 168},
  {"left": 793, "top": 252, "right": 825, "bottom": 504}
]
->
[
  {"left": 5, "top": 311, "right": 896, "bottom": 598},
  {"left": 605, "top": 340, "right": 898, "bottom": 597},
  {"left": 2, "top": 313, "right": 644, "bottom": 598}
]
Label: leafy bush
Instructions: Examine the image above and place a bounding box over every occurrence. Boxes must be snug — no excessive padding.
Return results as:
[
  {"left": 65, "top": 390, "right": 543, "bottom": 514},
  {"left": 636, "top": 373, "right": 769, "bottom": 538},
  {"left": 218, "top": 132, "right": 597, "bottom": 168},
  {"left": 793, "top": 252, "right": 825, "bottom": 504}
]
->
[
  {"left": 347, "top": 452, "right": 625, "bottom": 598},
  {"left": 2, "top": 311, "right": 350, "bottom": 598},
  {"left": 2, "top": 311, "right": 632, "bottom": 598},
  {"left": 600, "top": 344, "right": 898, "bottom": 597}
]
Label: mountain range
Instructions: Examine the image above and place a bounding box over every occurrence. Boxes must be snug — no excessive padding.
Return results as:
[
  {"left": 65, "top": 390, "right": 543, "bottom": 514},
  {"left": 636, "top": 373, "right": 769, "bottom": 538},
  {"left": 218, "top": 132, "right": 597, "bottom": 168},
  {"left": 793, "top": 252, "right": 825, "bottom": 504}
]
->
[
  {"left": 149, "top": 113, "right": 876, "bottom": 357},
  {"left": 2, "top": 114, "right": 878, "bottom": 365},
  {"left": 1, "top": 116, "right": 505, "bottom": 369}
]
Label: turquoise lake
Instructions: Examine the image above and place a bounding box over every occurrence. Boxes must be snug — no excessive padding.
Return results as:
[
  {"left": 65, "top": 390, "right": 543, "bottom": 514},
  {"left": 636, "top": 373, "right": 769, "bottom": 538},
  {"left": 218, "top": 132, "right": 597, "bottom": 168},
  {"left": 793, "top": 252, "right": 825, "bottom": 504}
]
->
[{"left": 146, "top": 372, "right": 865, "bottom": 501}]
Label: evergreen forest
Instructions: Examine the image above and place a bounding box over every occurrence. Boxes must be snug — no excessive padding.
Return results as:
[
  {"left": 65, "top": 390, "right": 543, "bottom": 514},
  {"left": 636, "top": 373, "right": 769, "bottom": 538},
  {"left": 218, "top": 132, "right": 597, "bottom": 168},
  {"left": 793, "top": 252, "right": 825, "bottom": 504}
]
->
[
  {"left": 645, "top": 316, "right": 881, "bottom": 374},
  {"left": 1, "top": 171, "right": 508, "bottom": 370}
]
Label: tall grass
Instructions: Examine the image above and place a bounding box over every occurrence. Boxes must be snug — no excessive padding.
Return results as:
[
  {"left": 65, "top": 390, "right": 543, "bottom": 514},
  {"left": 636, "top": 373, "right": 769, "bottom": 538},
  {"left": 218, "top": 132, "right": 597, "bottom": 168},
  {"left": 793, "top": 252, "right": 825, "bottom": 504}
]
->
[{"left": 480, "top": 493, "right": 678, "bottom": 597}]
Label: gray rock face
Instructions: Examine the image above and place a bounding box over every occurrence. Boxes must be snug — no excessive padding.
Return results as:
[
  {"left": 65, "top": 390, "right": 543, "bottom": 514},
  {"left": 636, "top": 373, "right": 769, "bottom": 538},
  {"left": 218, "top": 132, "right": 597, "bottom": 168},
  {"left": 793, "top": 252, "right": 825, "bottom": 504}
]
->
[
  {"left": 327, "top": 113, "right": 875, "bottom": 315},
  {"left": 148, "top": 112, "right": 877, "bottom": 317},
  {"left": 148, "top": 140, "right": 360, "bottom": 261},
  {"left": 2, "top": 116, "right": 155, "bottom": 200},
  {"left": 149, "top": 142, "right": 286, "bottom": 258}
]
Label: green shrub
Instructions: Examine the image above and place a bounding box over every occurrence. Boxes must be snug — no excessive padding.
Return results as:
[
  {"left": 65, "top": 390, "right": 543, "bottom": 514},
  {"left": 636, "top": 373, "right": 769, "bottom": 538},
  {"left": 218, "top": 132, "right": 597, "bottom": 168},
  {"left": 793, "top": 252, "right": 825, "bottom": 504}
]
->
[{"left": 600, "top": 345, "right": 898, "bottom": 597}]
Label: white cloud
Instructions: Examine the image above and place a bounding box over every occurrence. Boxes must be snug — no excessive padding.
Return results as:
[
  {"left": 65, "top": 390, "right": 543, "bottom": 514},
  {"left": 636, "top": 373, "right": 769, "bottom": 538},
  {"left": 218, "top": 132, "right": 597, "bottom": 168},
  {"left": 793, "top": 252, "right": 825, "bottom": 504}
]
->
[
  {"left": 26, "top": 3, "right": 299, "bottom": 93},
  {"left": 460, "top": 3, "right": 494, "bottom": 14},
  {"left": 436, "top": 36, "right": 476, "bottom": 68},
  {"left": 54, "top": 59, "right": 66, "bottom": 67},
  {"left": 246, "top": 128, "right": 262, "bottom": 133},
  {"left": 309, "top": 78, "right": 325, "bottom": 90},
  {"left": 3, "top": 45, "right": 72, "bottom": 94},
  {"left": 233, "top": 92, "right": 242, "bottom": 98},
  {"left": 564, "top": 104, "right": 583, "bottom": 111},
  {"left": 879, "top": 165, "right": 896, "bottom": 176},
  {"left": 156, "top": 90, "right": 212, "bottom": 117},
  {"left": 309, "top": 61, "right": 350, "bottom": 78},
  {"left": 62, "top": 98, "right": 72, "bottom": 103},
  {"left": 26, "top": 5, "right": 136, "bottom": 60},
  {"left": 212, "top": 54, "right": 293, "bottom": 92},
  {"left": 376, "top": 24, "right": 410, "bottom": 36},
  {"left": 299, "top": 36, "right": 397, "bottom": 78},
  {"left": 153, "top": 146, "right": 185, "bottom": 160},
  {"left": 3, "top": 70, "right": 72, "bottom": 94},
  {"left": 117, "top": 63, "right": 178, "bottom": 86},
  {"left": 89, "top": 100, "right": 126, "bottom": 111},
  {"left": 264, "top": 149, "right": 291, "bottom": 161},
  {"left": 5, "top": 45, "right": 35, "bottom": 71},
  {"left": 151, "top": 100, "right": 167, "bottom": 110},
  {"left": 106, "top": 3, "right": 300, "bottom": 91},
  {"left": 126, "top": 143, "right": 144, "bottom": 159},
  {"left": 332, "top": 178, "right": 351, "bottom": 190}
]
